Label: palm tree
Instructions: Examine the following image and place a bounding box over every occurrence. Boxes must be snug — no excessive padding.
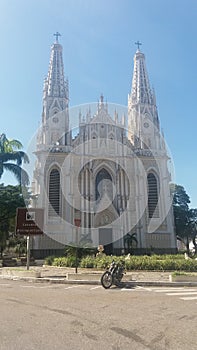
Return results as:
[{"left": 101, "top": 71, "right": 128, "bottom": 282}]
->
[
  {"left": 0, "top": 133, "right": 29, "bottom": 185},
  {"left": 123, "top": 232, "right": 138, "bottom": 254}
]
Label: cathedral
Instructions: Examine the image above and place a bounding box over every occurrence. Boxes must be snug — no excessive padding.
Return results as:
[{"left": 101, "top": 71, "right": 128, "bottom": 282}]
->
[{"left": 31, "top": 34, "right": 177, "bottom": 258}]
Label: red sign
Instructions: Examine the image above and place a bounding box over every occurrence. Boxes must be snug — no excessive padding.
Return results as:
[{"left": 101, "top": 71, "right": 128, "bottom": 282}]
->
[
  {"left": 74, "top": 219, "right": 81, "bottom": 227},
  {"left": 16, "top": 208, "right": 44, "bottom": 235}
]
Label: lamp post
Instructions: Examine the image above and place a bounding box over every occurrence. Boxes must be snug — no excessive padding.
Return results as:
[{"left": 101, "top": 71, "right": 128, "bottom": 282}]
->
[{"left": 74, "top": 218, "right": 81, "bottom": 273}]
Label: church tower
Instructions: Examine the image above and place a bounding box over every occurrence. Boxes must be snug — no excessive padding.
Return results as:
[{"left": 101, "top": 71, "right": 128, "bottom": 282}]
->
[
  {"left": 128, "top": 42, "right": 160, "bottom": 150},
  {"left": 39, "top": 32, "right": 70, "bottom": 147},
  {"left": 32, "top": 33, "right": 72, "bottom": 255},
  {"left": 128, "top": 42, "right": 176, "bottom": 252}
]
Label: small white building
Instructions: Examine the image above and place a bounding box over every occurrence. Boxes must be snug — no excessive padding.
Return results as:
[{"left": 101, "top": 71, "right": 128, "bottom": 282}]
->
[{"left": 31, "top": 36, "right": 177, "bottom": 258}]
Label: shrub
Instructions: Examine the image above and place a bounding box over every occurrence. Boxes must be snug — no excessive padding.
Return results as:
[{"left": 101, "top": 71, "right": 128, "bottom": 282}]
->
[
  {"left": 124, "top": 255, "right": 197, "bottom": 272},
  {"left": 45, "top": 254, "right": 197, "bottom": 272},
  {"left": 52, "top": 256, "right": 76, "bottom": 267},
  {"left": 44, "top": 255, "right": 55, "bottom": 266},
  {"left": 64, "top": 245, "right": 97, "bottom": 259},
  {"left": 80, "top": 256, "right": 94, "bottom": 268},
  {"left": 94, "top": 255, "right": 114, "bottom": 269}
]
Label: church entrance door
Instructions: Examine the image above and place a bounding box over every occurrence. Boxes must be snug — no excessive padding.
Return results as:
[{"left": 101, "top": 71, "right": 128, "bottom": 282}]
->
[{"left": 99, "top": 228, "right": 113, "bottom": 255}]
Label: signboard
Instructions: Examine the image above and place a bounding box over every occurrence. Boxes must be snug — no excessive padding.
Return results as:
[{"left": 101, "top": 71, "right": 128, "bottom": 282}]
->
[
  {"left": 74, "top": 219, "right": 81, "bottom": 227},
  {"left": 16, "top": 208, "right": 44, "bottom": 235}
]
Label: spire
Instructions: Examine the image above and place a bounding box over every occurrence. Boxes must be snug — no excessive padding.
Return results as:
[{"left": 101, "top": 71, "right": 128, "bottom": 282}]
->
[
  {"left": 44, "top": 33, "right": 68, "bottom": 99},
  {"left": 100, "top": 93, "right": 104, "bottom": 104},
  {"left": 40, "top": 34, "right": 70, "bottom": 146},
  {"left": 128, "top": 44, "right": 161, "bottom": 148},
  {"left": 98, "top": 94, "right": 107, "bottom": 112},
  {"left": 131, "top": 44, "right": 153, "bottom": 105}
]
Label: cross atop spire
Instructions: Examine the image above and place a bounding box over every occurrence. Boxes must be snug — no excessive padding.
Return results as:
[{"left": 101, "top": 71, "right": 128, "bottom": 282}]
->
[
  {"left": 54, "top": 32, "right": 61, "bottom": 43},
  {"left": 135, "top": 41, "right": 142, "bottom": 50}
]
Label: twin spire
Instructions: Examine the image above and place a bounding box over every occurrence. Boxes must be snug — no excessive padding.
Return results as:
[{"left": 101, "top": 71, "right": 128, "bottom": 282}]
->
[{"left": 44, "top": 34, "right": 156, "bottom": 109}]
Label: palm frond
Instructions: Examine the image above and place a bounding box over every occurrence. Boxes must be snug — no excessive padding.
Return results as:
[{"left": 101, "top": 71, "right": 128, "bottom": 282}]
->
[
  {"left": 0, "top": 134, "right": 23, "bottom": 152},
  {"left": 0, "top": 152, "right": 20, "bottom": 163},
  {"left": 15, "top": 151, "right": 29, "bottom": 164},
  {"left": 0, "top": 151, "right": 29, "bottom": 165},
  {"left": 123, "top": 233, "right": 138, "bottom": 250},
  {"left": 8, "top": 139, "right": 23, "bottom": 150},
  {"left": 3, "top": 163, "right": 29, "bottom": 185},
  {"left": 0, "top": 163, "right": 3, "bottom": 178},
  {"left": 0, "top": 134, "right": 7, "bottom": 152}
]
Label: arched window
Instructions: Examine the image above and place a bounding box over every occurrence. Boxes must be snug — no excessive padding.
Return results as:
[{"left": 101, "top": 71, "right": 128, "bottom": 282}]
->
[
  {"left": 48, "top": 169, "right": 60, "bottom": 216},
  {"left": 108, "top": 132, "right": 114, "bottom": 140},
  {"left": 96, "top": 168, "right": 112, "bottom": 201},
  {"left": 147, "top": 173, "right": 159, "bottom": 218}
]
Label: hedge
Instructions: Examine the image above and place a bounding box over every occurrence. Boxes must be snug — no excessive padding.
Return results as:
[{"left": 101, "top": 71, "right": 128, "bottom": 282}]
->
[{"left": 44, "top": 254, "right": 197, "bottom": 272}]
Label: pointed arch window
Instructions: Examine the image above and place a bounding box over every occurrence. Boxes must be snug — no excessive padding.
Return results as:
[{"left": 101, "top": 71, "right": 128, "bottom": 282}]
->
[
  {"left": 48, "top": 168, "right": 60, "bottom": 216},
  {"left": 96, "top": 168, "right": 113, "bottom": 201},
  {"left": 147, "top": 173, "right": 159, "bottom": 218},
  {"left": 108, "top": 132, "right": 114, "bottom": 140}
]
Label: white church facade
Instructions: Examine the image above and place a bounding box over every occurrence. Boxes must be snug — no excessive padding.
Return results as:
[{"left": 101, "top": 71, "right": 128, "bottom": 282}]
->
[{"left": 31, "top": 35, "right": 177, "bottom": 258}]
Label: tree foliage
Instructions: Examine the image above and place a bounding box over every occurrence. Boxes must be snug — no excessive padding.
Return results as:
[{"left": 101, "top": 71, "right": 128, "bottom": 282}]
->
[
  {"left": 171, "top": 184, "right": 197, "bottom": 253},
  {"left": 0, "top": 133, "right": 29, "bottom": 185},
  {"left": 123, "top": 232, "right": 138, "bottom": 254},
  {"left": 0, "top": 184, "right": 30, "bottom": 257}
]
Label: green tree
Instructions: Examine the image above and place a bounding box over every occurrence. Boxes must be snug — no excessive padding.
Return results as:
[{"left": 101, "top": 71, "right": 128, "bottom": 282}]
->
[
  {"left": 0, "top": 184, "right": 29, "bottom": 257},
  {"left": 171, "top": 184, "right": 197, "bottom": 254},
  {"left": 123, "top": 232, "right": 138, "bottom": 254},
  {"left": 0, "top": 133, "right": 29, "bottom": 185},
  {"left": 188, "top": 208, "right": 197, "bottom": 254}
]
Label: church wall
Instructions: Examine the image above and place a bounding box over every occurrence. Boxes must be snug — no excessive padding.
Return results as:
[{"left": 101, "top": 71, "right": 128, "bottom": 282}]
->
[{"left": 31, "top": 38, "right": 176, "bottom": 258}]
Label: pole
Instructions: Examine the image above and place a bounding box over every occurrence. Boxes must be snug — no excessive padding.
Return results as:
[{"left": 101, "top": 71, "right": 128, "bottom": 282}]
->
[
  {"left": 75, "top": 227, "right": 78, "bottom": 274},
  {"left": 74, "top": 217, "right": 81, "bottom": 274},
  {"left": 26, "top": 235, "right": 30, "bottom": 270}
]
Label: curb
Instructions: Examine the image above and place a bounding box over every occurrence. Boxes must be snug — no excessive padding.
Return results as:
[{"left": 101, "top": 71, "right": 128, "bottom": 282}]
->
[
  {"left": 0, "top": 275, "right": 100, "bottom": 285},
  {"left": 1, "top": 275, "right": 197, "bottom": 287}
]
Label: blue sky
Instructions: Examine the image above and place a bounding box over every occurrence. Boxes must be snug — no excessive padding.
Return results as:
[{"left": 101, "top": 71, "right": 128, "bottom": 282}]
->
[{"left": 0, "top": 0, "right": 197, "bottom": 207}]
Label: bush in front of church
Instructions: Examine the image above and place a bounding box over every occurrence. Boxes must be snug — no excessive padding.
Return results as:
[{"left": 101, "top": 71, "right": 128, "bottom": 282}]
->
[{"left": 44, "top": 254, "right": 197, "bottom": 271}]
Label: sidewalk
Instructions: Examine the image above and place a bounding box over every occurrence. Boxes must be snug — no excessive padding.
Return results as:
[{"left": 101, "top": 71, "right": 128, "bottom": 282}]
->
[{"left": 1, "top": 265, "right": 197, "bottom": 287}]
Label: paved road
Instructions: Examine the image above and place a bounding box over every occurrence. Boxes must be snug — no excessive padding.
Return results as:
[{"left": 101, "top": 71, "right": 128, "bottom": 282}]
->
[{"left": 0, "top": 280, "right": 196, "bottom": 350}]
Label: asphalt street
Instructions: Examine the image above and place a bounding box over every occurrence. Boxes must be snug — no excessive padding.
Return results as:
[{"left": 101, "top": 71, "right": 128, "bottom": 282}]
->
[{"left": 0, "top": 280, "right": 196, "bottom": 350}]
